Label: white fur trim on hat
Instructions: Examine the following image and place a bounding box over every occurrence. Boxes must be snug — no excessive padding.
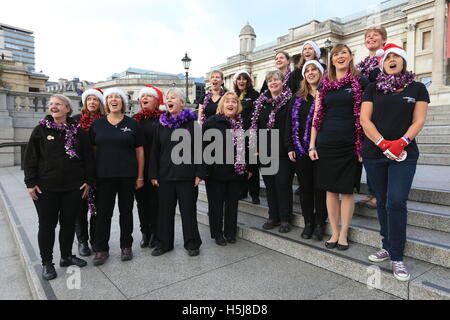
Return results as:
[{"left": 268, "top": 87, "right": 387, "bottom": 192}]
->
[
  {"left": 139, "top": 87, "right": 158, "bottom": 99},
  {"left": 301, "top": 40, "right": 321, "bottom": 59},
  {"left": 103, "top": 88, "right": 128, "bottom": 107},
  {"left": 82, "top": 89, "right": 104, "bottom": 106},
  {"left": 302, "top": 60, "right": 325, "bottom": 78},
  {"left": 233, "top": 70, "right": 251, "bottom": 83},
  {"left": 379, "top": 46, "right": 408, "bottom": 71}
]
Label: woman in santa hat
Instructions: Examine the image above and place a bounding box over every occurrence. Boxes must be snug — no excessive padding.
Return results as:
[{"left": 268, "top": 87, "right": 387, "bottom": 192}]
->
[
  {"left": 133, "top": 85, "right": 165, "bottom": 249},
  {"left": 90, "top": 88, "right": 145, "bottom": 266},
  {"left": 72, "top": 88, "right": 105, "bottom": 257},
  {"left": 360, "top": 43, "right": 429, "bottom": 282},
  {"left": 259, "top": 51, "right": 293, "bottom": 94},
  {"left": 233, "top": 70, "right": 261, "bottom": 204},
  {"left": 355, "top": 26, "right": 388, "bottom": 210},
  {"left": 198, "top": 70, "right": 227, "bottom": 123}
]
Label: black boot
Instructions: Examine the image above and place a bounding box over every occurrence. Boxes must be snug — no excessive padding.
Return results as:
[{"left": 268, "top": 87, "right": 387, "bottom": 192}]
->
[
  {"left": 78, "top": 241, "right": 91, "bottom": 257},
  {"left": 301, "top": 223, "right": 314, "bottom": 239},
  {"left": 42, "top": 263, "right": 57, "bottom": 281},
  {"left": 140, "top": 233, "right": 150, "bottom": 248},
  {"left": 60, "top": 255, "right": 87, "bottom": 268},
  {"left": 312, "top": 224, "right": 325, "bottom": 241},
  {"left": 149, "top": 234, "right": 156, "bottom": 248}
]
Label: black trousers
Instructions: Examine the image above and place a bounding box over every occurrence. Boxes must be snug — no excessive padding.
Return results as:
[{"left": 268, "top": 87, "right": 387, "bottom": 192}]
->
[
  {"left": 262, "top": 158, "right": 294, "bottom": 223},
  {"left": 206, "top": 179, "right": 244, "bottom": 239},
  {"left": 241, "top": 167, "right": 260, "bottom": 199},
  {"left": 135, "top": 182, "right": 159, "bottom": 236},
  {"left": 33, "top": 188, "right": 82, "bottom": 264},
  {"left": 95, "top": 178, "right": 135, "bottom": 252},
  {"left": 294, "top": 156, "right": 327, "bottom": 226},
  {"left": 156, "top": 181, "right": 202, "bottom": 252},
  {"left": 75, "top": 198, "right": 96, "bottom": 246}
]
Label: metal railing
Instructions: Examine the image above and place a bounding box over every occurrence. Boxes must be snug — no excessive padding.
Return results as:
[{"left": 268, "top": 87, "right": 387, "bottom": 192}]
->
[{"left": 0, "top": 142, "right": 28, "bottom": 170}]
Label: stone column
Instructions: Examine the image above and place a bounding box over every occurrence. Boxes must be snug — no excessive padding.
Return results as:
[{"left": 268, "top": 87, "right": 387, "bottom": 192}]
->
[
  {"left": 406, "top": 22, "right": 417, "bottom": 73},
  {"left": 0, "top": 90, "right": 15, "bottom": 167},
  {"left": 431, "top": 0, "right": 446, "bottom": 89}
]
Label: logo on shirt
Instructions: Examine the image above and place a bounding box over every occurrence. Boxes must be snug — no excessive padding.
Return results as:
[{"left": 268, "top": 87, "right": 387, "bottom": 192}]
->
[
  {"left": 403, "top": 97, "right": 416, "bottom": 104},
  {"left": 120, "top": 127, "right": 132, "bottom": 133},
  {"left": 345, "top": 88, "right": 353, "bottom": 94}
]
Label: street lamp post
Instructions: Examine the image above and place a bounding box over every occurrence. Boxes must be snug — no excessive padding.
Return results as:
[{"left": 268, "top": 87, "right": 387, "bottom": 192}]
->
[
  {"left": 181, "top": 53, "right": 192, "bottom": 104},
  {"left": 324, "top": 39, "right": 333, "bottom": 65}
]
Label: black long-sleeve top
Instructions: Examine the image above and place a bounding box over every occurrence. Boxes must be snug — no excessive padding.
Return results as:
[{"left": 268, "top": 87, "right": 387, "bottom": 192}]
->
[
  {"left": 137, "top": 117, "right": 160, "bottom": 181},
  {"left": 24, "top": 115, "right": 95, "bottom": 191},
  {"left": 285, "top": 94, "right": 315, "bottom": 154},
  {"left": 238, "top": 89, "right": 261, "bottom": 130},
  {"left": 202, "top": 114, "right": 256, "bottom": 181},
  {"left": 149, "top": 117, "right": 206, "bottom": 182}
]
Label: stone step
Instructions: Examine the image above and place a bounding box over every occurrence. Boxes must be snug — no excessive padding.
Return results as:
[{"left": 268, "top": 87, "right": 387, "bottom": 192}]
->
[
  {"left": 197, "top": 190, "right": 450, "bottom": 269},
  {"left": 427, "top": 105, "right": 450, "bottom": 114},
  {"left": 420, "top": 126, "right": 450, "bottom": 136},
  {"left": 194, "top": 202, "right": 450, "bottom": 300},
  {"left": 426, "top": 119, "right": 450, "bottom": 126},
  {"left": 417, "top": 136, "right": 450, "bottom": 144},
  {"left": 418, "top": 153, "right": 450, "bottom": 166},
  {"left": 418, "top": 144, "right": 450, "bottom": 154},
  {"left": 427, "top": 113, "right": 450, "bottom": 121}
]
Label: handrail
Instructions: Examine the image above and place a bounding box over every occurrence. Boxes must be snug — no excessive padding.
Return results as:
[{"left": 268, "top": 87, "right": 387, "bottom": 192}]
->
[{"left": 0, "top": 142, "right": 28, "bottom": 148}]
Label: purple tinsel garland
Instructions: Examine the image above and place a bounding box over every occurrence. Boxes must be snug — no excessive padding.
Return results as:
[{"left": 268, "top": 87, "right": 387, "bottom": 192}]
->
[
  {"left": 225, "top": 114, "right": 246, "bottom": 176},
  {"left": 313, "top": 72, "right": 364, "bottom": 157},
  {"left": 356, "top": 56, "right": 378, "bottom": 79},
  {"left": 200, "top": 88, "right": 225, "bottom": 123},
  {"left": 249, "top": 87, "right": 293, "bottom": 149},
  {"left": 160, "top": 109, "right": 197, "bottom": 129},
  {"left": 291, "top": 96, "right": 315, "bottom": 157},
  {"left": 39, "top": 119, "right": 80, "bottom": 159},
  {"left": 87, "top": 189, "right": 96, "bottom": 216},
  {"left": 375, "top": 71, "right": 416, "bottom": 94}
]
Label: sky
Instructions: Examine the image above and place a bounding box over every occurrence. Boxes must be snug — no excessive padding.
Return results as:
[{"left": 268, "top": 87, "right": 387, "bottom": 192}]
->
[{"left": 1, "top": 0, "right": 385, "bottom": 82}]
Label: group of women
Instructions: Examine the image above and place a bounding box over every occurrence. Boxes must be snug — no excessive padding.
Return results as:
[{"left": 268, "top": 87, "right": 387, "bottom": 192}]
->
[{"left": 24, "top": 26, "right": 429, "bottom": 284}]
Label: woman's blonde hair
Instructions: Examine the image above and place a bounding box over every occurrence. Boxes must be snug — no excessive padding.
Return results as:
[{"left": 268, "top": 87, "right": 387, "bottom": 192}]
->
[
  {"left": 299, "top": 64, "right": 323, "bottom": 100},
  {"left": 327, "top": 44, "right": 359, "bottom": 82},
  {"left": 216, "top": 92, "right": 243, "bottom": 116},
  {"left": 49, "top": 94, "right": 73, "bottom": 116},
  {"left": 81, "top": 95, "right": 106, "bottom": 115}
]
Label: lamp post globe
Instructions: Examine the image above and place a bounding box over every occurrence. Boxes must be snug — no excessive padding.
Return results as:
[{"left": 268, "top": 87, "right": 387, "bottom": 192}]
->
[{"left": 182, "top": 53, "right": 192, "bottom": 104}]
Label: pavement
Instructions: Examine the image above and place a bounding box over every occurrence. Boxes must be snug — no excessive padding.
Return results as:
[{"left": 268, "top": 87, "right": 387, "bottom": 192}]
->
[{"left": 0, "top": 166, "right": 400, "bottom": 300}]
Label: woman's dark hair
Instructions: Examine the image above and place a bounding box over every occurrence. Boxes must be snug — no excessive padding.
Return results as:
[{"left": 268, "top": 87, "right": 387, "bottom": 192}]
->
[{"left": 234, "top": 73, "right": 254, "bottom": 95}]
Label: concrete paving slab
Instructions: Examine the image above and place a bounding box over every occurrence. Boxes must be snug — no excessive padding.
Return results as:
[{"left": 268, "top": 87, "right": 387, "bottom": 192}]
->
[
  {"left": 0, "top": 223, "right": 17, "bottom": 258},
  {"left": 0, "top": 256, "right": 33, "bottom": 300},
  {"left": 315, "top": 280, "right": 401, "bottom": 300}
]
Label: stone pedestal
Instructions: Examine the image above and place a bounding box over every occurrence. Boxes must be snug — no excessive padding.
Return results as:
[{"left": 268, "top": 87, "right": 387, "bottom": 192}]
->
[{"left": 0, "top": 90, "right": 15, "bottom": 167}]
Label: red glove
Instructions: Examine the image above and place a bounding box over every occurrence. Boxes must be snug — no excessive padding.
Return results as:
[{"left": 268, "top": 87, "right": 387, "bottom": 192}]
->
[
  {"left": 384, "top": 137, "right": 409, "bottom": 159},
  {"left": 376, "top": 137, "right": 392, "bottom": 152}
]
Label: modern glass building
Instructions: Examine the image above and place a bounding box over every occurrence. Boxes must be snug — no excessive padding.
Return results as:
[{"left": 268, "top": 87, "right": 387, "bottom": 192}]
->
[{"left": 0, "top": 23, "right": 35, "bottom": 72}]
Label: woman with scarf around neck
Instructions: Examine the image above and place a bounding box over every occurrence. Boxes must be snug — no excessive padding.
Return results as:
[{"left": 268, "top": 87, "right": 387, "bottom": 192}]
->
[
  {"left": 24, "top": 94, "right": 94, "bottom": 281},
  {"left": 309, "top": 44, "right": 369, "bottom": 251},
  {"left": 285, "top": 61, "right": 328, "bottom": 241},
  {"left": 72, "top": 88, "right": 105, "bottom": 257},
  {"left": 133, "top": 85, "right": 165, "bottom": 249},
  {"left": 251, "top": 70, "right": 295, "bottom": 233},
  {"left": 288, "top": 40, "right": 327, "bottom": 95},
  {"left": 259, "top": 51, "right": 293, "bottom": 94},
  {"left": 233, "top": 70, "right": 261, "bottom": 204},
  {"left": 90, "top": 88, "right": 145, "bottom": 266},
  {"left": 198, "top": 70, "right": 227, "bottom": 123},
  {"left": 150, "top": 88, "right": 205, "bottom": 257},
  {"left": 360, "top": 44, "right": 429, "bottom": 282},
  {"left": 356, "top": 26, "right": 388, "bottom": 210},
  {"left": 203, "top": 92, "right": 255, "bottom": 246}
]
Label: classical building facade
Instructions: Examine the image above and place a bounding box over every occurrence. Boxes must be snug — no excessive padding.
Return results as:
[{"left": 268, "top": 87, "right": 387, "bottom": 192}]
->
[{"left": 213, "top": 0, "right": 449, "bottom": 104}]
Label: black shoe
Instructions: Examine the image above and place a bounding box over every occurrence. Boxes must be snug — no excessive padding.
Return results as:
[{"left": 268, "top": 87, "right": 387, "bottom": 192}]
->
[
  {"left": 42, "top": 263, "right": 57, "bottom": 281},
  {"left": 121, "top": 248, "right": 133, "bottom": 261},
  {"left": 149, "top": 234, "right": 157, "bottom": 249},
  {"left": 78, "top": 242, "right": 92, "bottom": 257},
  {"left": 301, "top": 223, "right": 314, "bottom": 239},
  {"left": 60, "top": 255, "right": 87, "bottom": 268},
  {"left": 140, "top": 233, "right": 150, "bottom": 248},
  {"left": 226, "top": 236, "right": 236, "bottom": 244},
  {"left": 251, "top": 197, "right": 260, "bottom": 205},
  {"left": 93, "top": 252, "right": 109, "bottom": 266},
  {"left": 151, "top": 248, "right": 167, "bottom": 257},
  {"left": 187, "top": 249, "right": 200, "bottom": 257},
  {"left": 312, "top": 224, "right": 325, "bottom": 241},
  {"left": 279, "top": 222, "right": 291, "bottom": 234},
  {"left": 262, "top": 220, "right": 281, "bottom": 230},
  {"left": 325, "top": 241, "right": 338, "bottom": 249},
  {"left": 215, "top": 236, "right": 227, "bottom": 246},
  {"left": 337, "top": 241, "right": 350, "bottom": 251}
]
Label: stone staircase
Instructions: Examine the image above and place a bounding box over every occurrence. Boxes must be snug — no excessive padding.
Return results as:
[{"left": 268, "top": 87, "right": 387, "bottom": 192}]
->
[{"left": 418, "top": 104, "right": 450, "bottom": 166}]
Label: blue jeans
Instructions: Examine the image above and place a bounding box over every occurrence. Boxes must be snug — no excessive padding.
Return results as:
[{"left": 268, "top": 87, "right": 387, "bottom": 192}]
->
[{"left": 363, "top": 157, "right": 417, "bottom": 261}]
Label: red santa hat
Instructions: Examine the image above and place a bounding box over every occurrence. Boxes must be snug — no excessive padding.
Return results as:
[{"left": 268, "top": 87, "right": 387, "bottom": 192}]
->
[
  {"left": 139, "top": 85, "right": 166, "bottom": 111},
  {"left": 82, "top": 88, "right": 104, "bottom": 106},
  {"left": 376, "top": 43, "right": 408, "bottom": 71}
]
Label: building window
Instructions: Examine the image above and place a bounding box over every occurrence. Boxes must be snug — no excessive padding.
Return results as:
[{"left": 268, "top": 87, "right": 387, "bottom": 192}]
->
[
  {"left": 422, "top": 31, "right": 432, "bottom": 51},
  {"left": 403, "top": 41, "right": 407, "bottom": 51},
  {"left": 419, "top": 75, "right": 432, "bottom": 87}
]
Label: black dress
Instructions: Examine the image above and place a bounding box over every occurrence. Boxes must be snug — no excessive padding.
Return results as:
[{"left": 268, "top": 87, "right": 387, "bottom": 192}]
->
[
  {"left": 315, "top": 77, "right": 369, "bottom": 194},
  {"left": 198, "top": 93, "right": 224, "bottom": 120}
]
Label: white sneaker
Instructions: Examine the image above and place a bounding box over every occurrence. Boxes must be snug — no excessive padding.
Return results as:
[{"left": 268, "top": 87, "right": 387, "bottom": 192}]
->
[
  {"left": 391, "top": 261, "right": 411, "bottom": 282},
  {"left": 368, "top": 249, "right": 390, "bottom": 263}
]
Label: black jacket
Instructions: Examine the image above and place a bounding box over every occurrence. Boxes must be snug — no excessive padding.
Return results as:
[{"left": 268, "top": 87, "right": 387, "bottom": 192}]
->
[
  {"left": 238, "top": 89, "right": 260, "bottom": 130},
  {"left": 24, "top": 115, "right": 95, "bottom": 191},
  {"left": 137, "top": 117, "right": 160, "bottom": 181},
  {"left": 285, "top": 94, "right": 315, "bottom": 154},
  {"left": 150, "top": 117, "right": 206, "bottom": 182},
  {"left": 202, "top": 114, "right": 256, "bottom": 181}
]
